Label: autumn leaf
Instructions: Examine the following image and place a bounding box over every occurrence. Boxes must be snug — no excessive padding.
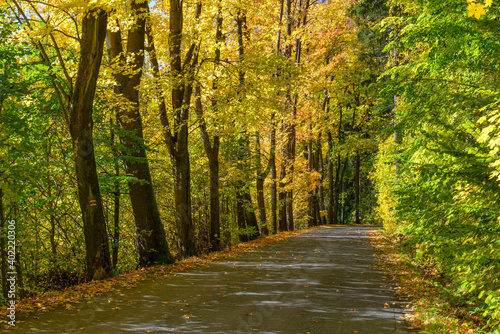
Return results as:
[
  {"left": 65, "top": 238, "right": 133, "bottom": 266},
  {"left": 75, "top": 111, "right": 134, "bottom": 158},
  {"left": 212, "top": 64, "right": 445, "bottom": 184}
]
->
[{"left": 467, "top": 2, "right": 486, "bottom": 19}]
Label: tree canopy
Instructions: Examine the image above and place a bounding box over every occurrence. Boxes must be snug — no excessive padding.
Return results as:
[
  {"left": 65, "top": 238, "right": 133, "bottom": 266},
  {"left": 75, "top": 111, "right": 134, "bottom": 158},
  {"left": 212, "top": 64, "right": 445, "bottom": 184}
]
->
[{"left": 1, "top": 0, "right": 499, "bottom": 331}]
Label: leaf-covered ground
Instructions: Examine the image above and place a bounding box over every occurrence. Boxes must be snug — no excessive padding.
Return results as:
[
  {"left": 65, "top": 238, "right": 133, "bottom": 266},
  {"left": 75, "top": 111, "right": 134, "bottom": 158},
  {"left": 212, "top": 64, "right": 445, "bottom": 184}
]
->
[{"left": 370, "top": 230, "right": 488, "bottom": 334}]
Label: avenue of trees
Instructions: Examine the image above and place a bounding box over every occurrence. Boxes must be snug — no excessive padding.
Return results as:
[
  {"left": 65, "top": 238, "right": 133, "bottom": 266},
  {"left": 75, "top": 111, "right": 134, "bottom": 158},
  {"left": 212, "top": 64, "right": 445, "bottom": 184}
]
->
[{"left": 1, "top": 0, "right": 499, "bottom": 331}]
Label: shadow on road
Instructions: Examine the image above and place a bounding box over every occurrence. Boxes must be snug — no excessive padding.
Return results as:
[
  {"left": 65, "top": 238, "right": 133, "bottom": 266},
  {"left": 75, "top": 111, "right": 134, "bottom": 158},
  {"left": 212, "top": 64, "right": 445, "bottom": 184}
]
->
[{"left": 14, "top": 226, "right": 417, "bottom": 333}]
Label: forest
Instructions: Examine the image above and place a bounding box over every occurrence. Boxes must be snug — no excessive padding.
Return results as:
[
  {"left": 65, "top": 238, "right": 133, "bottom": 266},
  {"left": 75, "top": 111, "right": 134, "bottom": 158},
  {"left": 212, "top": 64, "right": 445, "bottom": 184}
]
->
[{"left": 0, "top": 0, "right": 499, "bottom": 332}]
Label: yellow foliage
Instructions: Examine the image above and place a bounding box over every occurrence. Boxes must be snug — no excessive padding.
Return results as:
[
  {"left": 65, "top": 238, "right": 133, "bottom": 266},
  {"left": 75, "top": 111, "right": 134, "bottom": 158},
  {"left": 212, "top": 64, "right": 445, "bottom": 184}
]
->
[
  {"left": 373, "top": 136, "right": 399, "bottom": 230},
  {"left": 466, "top": 0, "right": 492, "bottom": 19},
  {"left": 467, "top": 2, "right": 485, "bottom": 19}
]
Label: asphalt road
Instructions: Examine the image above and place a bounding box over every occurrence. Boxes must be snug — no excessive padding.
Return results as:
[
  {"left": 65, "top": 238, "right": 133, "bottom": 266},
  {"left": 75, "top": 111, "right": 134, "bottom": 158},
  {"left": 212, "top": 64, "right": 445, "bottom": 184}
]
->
[{"left": 12, "top": 226, "right": 416, "bottom": 333}]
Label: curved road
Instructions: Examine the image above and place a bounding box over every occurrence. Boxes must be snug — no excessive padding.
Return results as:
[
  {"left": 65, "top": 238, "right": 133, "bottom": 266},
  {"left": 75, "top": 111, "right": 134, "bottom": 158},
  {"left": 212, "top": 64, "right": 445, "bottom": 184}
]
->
[{"left": 13, "top": 226, "right": 416, "bottom": 333}]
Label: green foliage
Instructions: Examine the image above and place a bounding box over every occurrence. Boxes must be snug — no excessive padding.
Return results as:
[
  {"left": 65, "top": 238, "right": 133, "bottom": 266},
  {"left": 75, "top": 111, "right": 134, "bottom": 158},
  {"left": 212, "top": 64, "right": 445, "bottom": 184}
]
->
[{"left": 372, "top": 0, "right": 500, "bottom": 331}]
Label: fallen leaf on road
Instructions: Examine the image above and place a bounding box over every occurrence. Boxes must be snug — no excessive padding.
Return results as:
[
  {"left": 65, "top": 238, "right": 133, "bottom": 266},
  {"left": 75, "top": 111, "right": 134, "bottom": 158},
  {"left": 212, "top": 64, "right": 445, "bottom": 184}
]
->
[{"left": 384, "top": 303, "right": 390, "bottom": 308}]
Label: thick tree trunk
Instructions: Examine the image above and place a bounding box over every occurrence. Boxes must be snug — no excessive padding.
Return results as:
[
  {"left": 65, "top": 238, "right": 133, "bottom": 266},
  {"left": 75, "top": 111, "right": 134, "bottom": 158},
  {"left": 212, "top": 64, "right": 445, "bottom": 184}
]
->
[
  {"left": 172, "top": 142, "right": 196, "bottom": 257},
  {"left": 145, "top": 0, "right": 201, "bottom": 258},
  {"left": 192, "top": 4, "right": 222, "bottom": 252},
  {"left": 106, "top": 0, "right": 172, "bottom": 266},
  {"left": 69, "top": 9, "right": 112, "bottom": 281}
]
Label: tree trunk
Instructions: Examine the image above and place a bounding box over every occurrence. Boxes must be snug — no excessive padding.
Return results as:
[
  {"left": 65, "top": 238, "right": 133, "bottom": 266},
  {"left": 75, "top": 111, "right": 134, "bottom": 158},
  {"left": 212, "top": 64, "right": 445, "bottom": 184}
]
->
[
  {"left": 332, "top": 102, "right": 344, "bottom": 226},
  {"left": 255, "top": 132, "right": 270, "bottom": 236},
  {"left": 194, "top": 86, "right": 221, "bottom": 252},
  {"left": 236, "top": 194, "right": 248, "bottom": 242},
  {"left": 256, "top": 176, "right": 268, "bottom": 235},
  {"left": 235, "top": 9, "right": 260, "bottom": 240},
  {"left": 192, "top": 3, "right": 222, "bottom": 252},
  {"left": 316, "top": 138, "right": 326, "bottom": 225},
  {"left": 307, "top": 134, "right": 316, "bottom": 227},
  {"left": 110, "top": 118, "right": 120, "bottom": 269},
  {"left": 45, "top": 143, "right": 57, "bottom": 264},
  {"left": 340, "top": 159, "right": 348, "bottom": 224},
  {"left": 270, "top": 125, "right": 278, "bottom": 234},
  {"left": 242, "top": 191, "right": 260, "bottom": 239},
  {"left": 208, "top": 154, "right": 220, "bottom": 250},
  {"left": 106, "top": 0, "right": 172, "bottom": 266},
  {"left": 271, "top": 0, "right": 284, "bottom": 234},
  {"left": 355, "top": 153, "right": 361, "bottom": 224},
  {"left": 146, "top": 1, "right": 201, "bottom": 258},
  {"left": 68, "top": 9, "right": 112, "bottom": 281},
  {"left": 327, "top": 131, "right": 334, "bottom": 224}
]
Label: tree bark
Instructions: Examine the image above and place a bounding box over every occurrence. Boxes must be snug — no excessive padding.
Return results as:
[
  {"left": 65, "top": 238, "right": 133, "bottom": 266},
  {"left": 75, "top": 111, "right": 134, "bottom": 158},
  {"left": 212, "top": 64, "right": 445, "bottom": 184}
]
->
[
  {"left": 146, "top": 1, "right": 201, "bottom": 258},
  {"left": 327, "top": 131, "right": 334, "bottom": 224},
  {"left": 355, "top": 153, "right": 361, "bottom": 224},
  {"left": 255, "top": 132, "right": 271, "bottom": 236},
  {"left": 192, "top": 3, "right": 223, "bottom": 252},
  {"left": 106, "top": 0, "right": 172, "bottom": 266},
  {"left": 194, "top": 86, "right": 220, "bottom": 252},
  {"left": 236, "top": 197, "right": 248, "bottom": 242},
  {"left": 69, "top": 8, "right": 112, "bottom": 281},
  {"left": 110, "top": 118, "right": 120, "bottom": 269},
  {"left": 235, "top": 9, "right": 260, "bottom": 240},
  {"left": 271, "top": 0, "right": 284, "bottom": 234},
  {"left": 316, "top": 138, "right": 326, "bottom": 225},
  {"left": 270, "top": 124, "right": 278, "bottom": 234}
]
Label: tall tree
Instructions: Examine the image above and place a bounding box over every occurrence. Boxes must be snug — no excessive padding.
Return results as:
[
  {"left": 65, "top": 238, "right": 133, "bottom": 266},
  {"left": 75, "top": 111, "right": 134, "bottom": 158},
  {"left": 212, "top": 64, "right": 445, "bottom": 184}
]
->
[
  {"left": 106, "top": 0, "right": 173, "bottom": 266},
  {"left": 68, "top": 8, "right": 113, "bottom": 280},
  {"left": 10, "top": 0, "right": 113, "bottom": 281},
  {"left": 235, "top": 7, "right": 260, "bottom": 241},
  {"left": 146, "top": 0, "right": 201, "bottom": 257}
]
